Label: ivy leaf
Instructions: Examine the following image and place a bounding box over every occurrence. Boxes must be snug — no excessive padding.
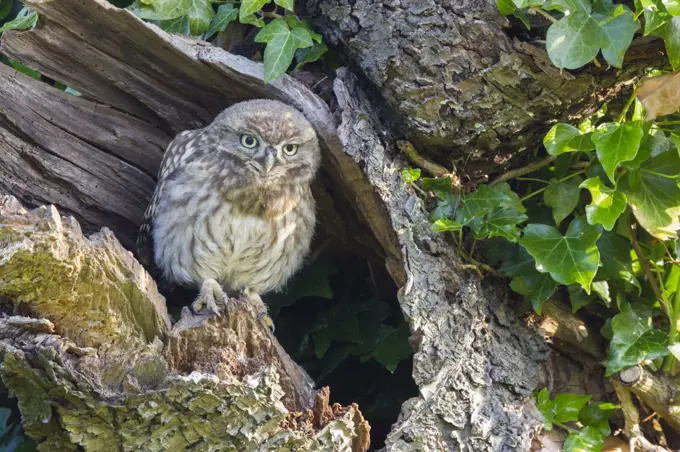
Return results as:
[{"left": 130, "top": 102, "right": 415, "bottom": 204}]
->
[
  {"left": 364, "top": 324, "right": 412, "bottom": 372},
  {"left": 592, "top": 121, "right": 644, "bottom": 183},
  {"left": 660, "top": 17, "right": 680, "bottom": 69},
  {"left": 663, "top": 0, "right": 680, "bottom": 15},
  {"left": 524, "top": 271, "right": 558, "bottom": 313},
  {"left": 240, "top": 13, "right": 265, "bottom": 27},
  {"left": 295, "top": 42, "right": 328, "bottom": 69},
  {"left": 535, "top": 388, "right": 555, "bottom": 430},
  {"left": 499, "top": 246, "right": 536, "bottom": 277},
  {"left": 274, "top": 0, "right": 294, "bottom": 11},
  {"left": 606, "top": 305, "right": 670, "bottom": 375},
  {"left": 618, "top": 150, "right": 680, "bottom": 240},
  {"left": 204, "top": 4, "right": 238, "bottom": 39},
  {"left": 0, "top": 7, "right": 37, "bottom": 31},
  {"left": 401, "top": 168, "right": 421, "bottom": 183},
  {"left": 0, "top": 0, "right": 12, "bottom": 21},
  {"left": 469, "top": 208, "right": 528, "bottom": 243},
  {"left": 433, "top": 218, "right": 462, "bottom": 232},
  {"left": 129, "top": 0, "right": 189, "bottom": 20},
  {"left": 579, "top": 177, "right": 627, "bottom": 231},
  {"left": 185, "top": 0, "right": 214, "bottom": 36},
  {"left": 520, "top": 217, "right": 602, "bottom": 293},
  {"left": 594, "top": 5, "right": 640, "bottom": 68},
  {"left": 544, "top": 0, "right": 590, "bottom": 13},
  {"left": 546, "top": 12, "right": 603, "bottom": 69},
  {"left": 592, "top": 280, "right": 611, "bottom": 305},
  {"left": 635, "top": 0, "right": 670, "bottom": 35},
  {"left": 456, "top": 183, "right": 526, "bottom": 226},
  {"left": 431, "top": 193, "right": 459, "bottom": 222},
  {"left": 544, "top": 176, "right": 583, "bottom": 226},
  {"left": 285, "top": 15, "right": 322, "bottom": 43},
  {"left": 496, "top": 0, "right": 517, "bottom": 14},
  {"left": 579, "top": 402, "right": 618, "bottom": 436},
  {"left": 422, "top": 176, "right": 453, "bottom": 199},
  {"left": 553, "top": 393, "right": 592, "bottom": 423},
  {"left": 563, "top": 426, "right": 606, "bottom": 452},
  {"left": 255, "top": 19, "right": 313, "bottom": 82},
  {"left": 544, "top": 123, "right": 595, "bottom": 156},
  {"left": 239, "top": 0, "right": 269, "bottom": 21},
  {"left": 596, "top": 232, "right": 641, "bottom": 292},
  {"left": 568, "top": 285, "right": 595, "bottom": 313}
]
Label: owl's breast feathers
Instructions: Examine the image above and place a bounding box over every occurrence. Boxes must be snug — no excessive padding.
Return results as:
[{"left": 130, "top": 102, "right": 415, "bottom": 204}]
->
[{"left": 149, "top": 162, "right": 316, "bottom": 293}]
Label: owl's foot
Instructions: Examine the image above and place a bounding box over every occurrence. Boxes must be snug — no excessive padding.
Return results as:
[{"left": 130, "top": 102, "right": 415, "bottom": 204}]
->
[
  {"left": 240, "top": 289, "right": 275, "bottom": 333},
  {"left": 192, "top": 279, "right": 229, "bottom": 317}
]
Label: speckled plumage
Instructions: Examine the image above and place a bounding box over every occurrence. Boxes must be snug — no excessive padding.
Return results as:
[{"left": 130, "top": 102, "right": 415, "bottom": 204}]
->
[{"left": 136, "top": 99, "right": 320, "bottom": 314}]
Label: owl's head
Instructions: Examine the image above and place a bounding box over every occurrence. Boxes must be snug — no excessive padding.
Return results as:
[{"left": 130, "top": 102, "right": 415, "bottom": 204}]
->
[{"left": 208, "top": 99, "right": 321, "bottom": 185}]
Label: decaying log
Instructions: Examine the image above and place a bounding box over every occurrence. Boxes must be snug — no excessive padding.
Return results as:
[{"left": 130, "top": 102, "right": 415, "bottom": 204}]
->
[
  {"left": 0, "top": 0, "right": 583, "bottom": 449},
  {"left": 0, "top": 195, "right": 370, "bottom": 450},
  {"left": 303, "top": 0, "right": 667, "bottom": 168}
]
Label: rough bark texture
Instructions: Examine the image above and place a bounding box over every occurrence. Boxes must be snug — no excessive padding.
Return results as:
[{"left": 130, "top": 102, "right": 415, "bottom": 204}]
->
[
  {"left": 0, "top": 0, "right": 619, "bottom": 449},
  {"left": 334, "top": 69, "right": 549, "bottom": 450},
  {"left": 0, "top": 195, "right": 370, "bottom": 450},
  {"left": 303, "top": 0, "right": 666, "bottom": 169}
]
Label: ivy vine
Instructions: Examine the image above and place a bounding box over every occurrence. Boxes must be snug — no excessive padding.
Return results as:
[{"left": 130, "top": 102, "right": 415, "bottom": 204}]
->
[{"left": 403, "top": 1, "right": 680, "bottom": 450}]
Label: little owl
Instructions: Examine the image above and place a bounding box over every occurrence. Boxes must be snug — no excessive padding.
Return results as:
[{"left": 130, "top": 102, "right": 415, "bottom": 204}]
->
[{"left": 136, "top": 99, "right": 320, "bottom": 316}]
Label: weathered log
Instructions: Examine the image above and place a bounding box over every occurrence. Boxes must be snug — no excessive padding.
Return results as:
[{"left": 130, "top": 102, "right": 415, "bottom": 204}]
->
[
  {"left": 0, "top": 0, "right": 571, "bottom": 449},
  {"left": 303, "top": 0, "right": 667, "bottom": 169},
  {"left": 0, "top": 195, "right": 370, "bottom": 450}
]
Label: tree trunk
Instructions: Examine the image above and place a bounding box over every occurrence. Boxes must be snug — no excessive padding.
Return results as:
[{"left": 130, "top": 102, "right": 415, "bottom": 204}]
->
[{"left": 0, "top": 0, "right": 659, "bottom": 450}]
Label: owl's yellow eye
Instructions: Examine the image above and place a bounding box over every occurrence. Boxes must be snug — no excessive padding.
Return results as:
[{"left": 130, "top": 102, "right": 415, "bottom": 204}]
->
[
  {"left": 283, "top": 144, "right": 298, "bottom": 155},
  {"left": 240, "top": 134, "right": 258, "bottom": 149}
]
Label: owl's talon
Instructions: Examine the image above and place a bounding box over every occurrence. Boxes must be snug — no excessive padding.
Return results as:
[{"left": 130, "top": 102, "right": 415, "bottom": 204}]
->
[
  {"left": 192, "top": 279, "right": 227, "bottom": 317},
  {"left": 257, "top": 311, "right": 275, "bottom": 333}
]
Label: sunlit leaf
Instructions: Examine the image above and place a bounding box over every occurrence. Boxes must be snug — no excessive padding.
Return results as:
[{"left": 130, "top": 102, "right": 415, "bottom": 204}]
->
[
  {"left": 660, "top": 16, "right": 680, "bottom": 69},
  {"left": 553, "top": 393, "right": 592, "bottom": 423},
  {"left": 546, "top": 12, "right": 603, "bottom": 69},
  {"left": 594, "top": 5, "right": 640, "bottom": 68},
  {"left": 579, "top": 177, "right": 627, "bottom": 231},
  {"left": 563, "top": 426, "right": 606, "bottom": 452},
  {"left": 592, "top": 121, "right": 644, "bottom": 183},
  {"left": 520, "top": 217, "right": 602, "bottom": 292},
  {"left": 240, "top": 0, "right": 269, "bottom": 21},
  {"left": 401, "top": 167, "right": 421, "bottom": 183},
  {"left": 544, "top": 123, "right": 595, "bottom": 156},
  {"left": 535, "top": 388, "right": 555, "bottom": 430},
  {"left": 204, "top": 4, "right": 238, "bottom": 39},
  {"left": 0, "top": 7, "right": 38, "bottom": 31},
  {"left": 618, "top": 150, "right": 680, "bottom": 240},
  {"left": 606, "top": 304, "right": 669, "bottom": 375}
]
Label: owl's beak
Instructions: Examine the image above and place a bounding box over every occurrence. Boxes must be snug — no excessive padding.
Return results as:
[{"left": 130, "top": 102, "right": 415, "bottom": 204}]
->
[{"left": 261, "top": 147, "right": 277, "bottom": 174}]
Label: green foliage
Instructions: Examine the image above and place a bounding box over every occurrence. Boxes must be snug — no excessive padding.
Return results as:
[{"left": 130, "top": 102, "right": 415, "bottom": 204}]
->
[
  {"left": 129, "top": 0, "right": 327, "bottom": 81},
  {"left": 535, "top": 389, "right": 618, "bottom": 452},
  {"left": 497, "top": 0, "right": 680, "bottom": 70},
  {"left": 405, "top": 23, "right": 680, "bottom": 390},
  {"left": 0, "top": 6, "right": 37, "bottom": 32}
]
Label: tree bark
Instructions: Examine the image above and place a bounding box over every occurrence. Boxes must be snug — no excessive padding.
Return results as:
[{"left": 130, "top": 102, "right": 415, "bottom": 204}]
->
[
  {"left": 303, "top": 0, "right": 667, "bottom": 172},
  {"left": 0, "top": 0, "right": 657, "bottom": 450}
]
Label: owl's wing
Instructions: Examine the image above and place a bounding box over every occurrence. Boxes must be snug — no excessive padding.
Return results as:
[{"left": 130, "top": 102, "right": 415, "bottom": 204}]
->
[{"left": 136, "top": 128, "right": 203, "bottom": 268}]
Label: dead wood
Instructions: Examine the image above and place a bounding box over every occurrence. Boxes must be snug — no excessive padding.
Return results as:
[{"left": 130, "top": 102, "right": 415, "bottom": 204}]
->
[{"left": 0, "top": 195, "right": 369, "bottom": 450}]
